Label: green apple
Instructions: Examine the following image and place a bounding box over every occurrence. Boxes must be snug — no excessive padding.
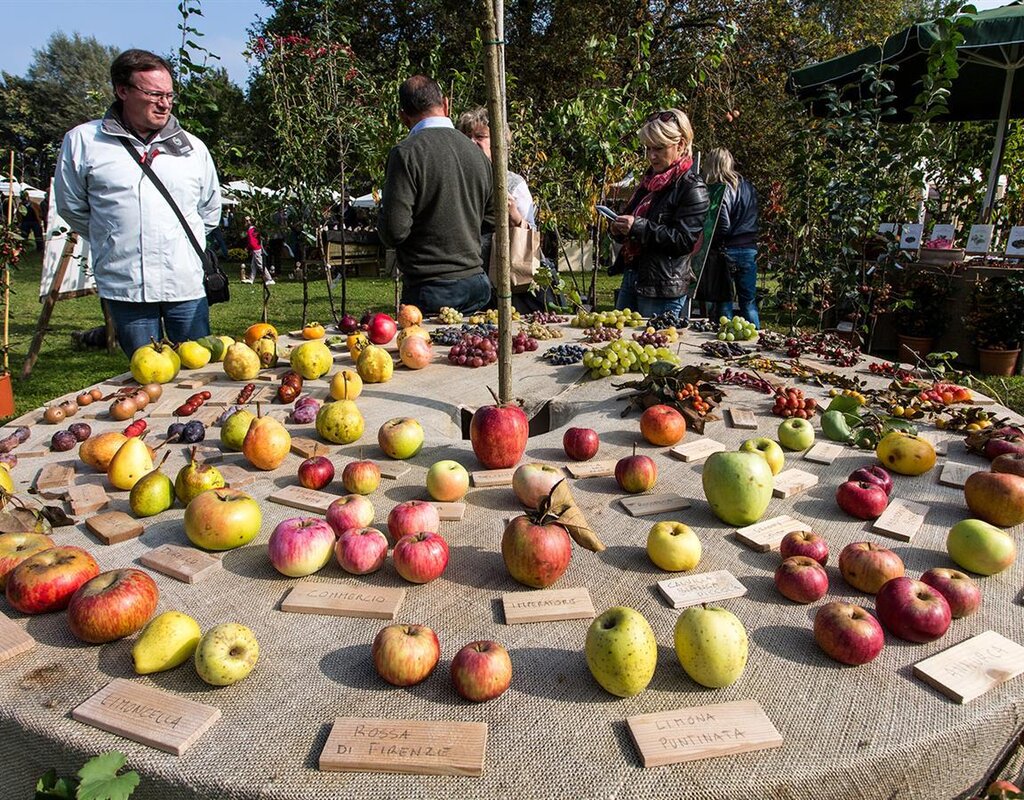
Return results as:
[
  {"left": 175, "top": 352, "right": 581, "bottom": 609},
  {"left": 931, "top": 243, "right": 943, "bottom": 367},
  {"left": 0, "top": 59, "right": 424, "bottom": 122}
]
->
[
  {"left": 220, "top": 409, "right": 255, "bottom": 452},
  {"left": 378, "top": 417, "right": 424, "bottom": 460},
  {"left": 701, "top": 451, "right": 773, "bottom": 526},
  {"left": 584, "top": 606, "right": 657, "bottom": 697},
  {"left": 739, "top": 438, "right": 785, "bottom": 476},
  {"left": 425, "top": 459, "right": 470, "bottom": 502},
  {"left": 646, "top": 521, "right": 701, "bottom": 571},
  {"left": 777, "top": 418, "right": 815, "bottom": 451},
  {"left": 947, "top": 518, "right": 1016, "bottom": 575},
  {"left": 194, "top": 622, "right": 260, "bottom": 686},
  {"left": 674, "top": 605, "right": 748, "bottom": 688}
]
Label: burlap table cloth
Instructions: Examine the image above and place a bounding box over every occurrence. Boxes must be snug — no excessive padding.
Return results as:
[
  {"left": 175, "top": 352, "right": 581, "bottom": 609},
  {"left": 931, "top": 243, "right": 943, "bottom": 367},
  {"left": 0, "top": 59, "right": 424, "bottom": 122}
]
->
[{"left": 1, "top": 327, "right": 1020, "bottom": 799}]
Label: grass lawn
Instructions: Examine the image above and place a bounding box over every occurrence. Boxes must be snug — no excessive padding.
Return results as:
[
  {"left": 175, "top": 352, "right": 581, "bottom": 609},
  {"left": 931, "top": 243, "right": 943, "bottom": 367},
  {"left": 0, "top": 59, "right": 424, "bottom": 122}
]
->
[{"left": 5, "top": 249, "right": 1021, "bottom": 419}]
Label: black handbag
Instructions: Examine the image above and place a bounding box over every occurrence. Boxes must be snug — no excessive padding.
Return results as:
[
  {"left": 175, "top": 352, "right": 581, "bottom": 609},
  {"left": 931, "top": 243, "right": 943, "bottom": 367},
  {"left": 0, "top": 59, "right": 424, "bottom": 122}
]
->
[{"left": 118, "top": 137, "right": 230, "bottom": 305}]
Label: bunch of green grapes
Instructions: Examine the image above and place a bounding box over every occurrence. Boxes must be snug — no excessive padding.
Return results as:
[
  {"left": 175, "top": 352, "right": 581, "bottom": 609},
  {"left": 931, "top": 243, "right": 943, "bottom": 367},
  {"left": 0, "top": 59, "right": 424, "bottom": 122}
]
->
[
  {"left": 581, "top": 339, "right": 679, "bottom": 378},
  {"left": 570, "top": 309, "right": 645, "bottom": 329},
  {"left": 520, "top": 323, "right": 563, "bottom": 340},
  {"left": 716, "top": 315, "right": 758, "bottom": 342},
  {"left": 438, "top": 306, "right": 464, "bottom": 324}
]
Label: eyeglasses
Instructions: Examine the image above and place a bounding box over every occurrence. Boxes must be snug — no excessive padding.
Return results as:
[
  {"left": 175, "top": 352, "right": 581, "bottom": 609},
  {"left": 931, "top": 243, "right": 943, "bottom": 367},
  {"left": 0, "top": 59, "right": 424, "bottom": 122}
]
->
[
  {"left": 129, "top": 85, "right": 176, "bottom": 103},
  {"left": 647, "top": 110, "right": 678, "bottom": 124}
]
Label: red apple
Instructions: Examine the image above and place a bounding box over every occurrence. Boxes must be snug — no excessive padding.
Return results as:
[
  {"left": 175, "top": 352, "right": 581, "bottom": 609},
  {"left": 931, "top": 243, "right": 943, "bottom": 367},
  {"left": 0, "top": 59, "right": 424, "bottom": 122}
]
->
[
  {"left": 836, "top": 480, "right": 889, "bottom": 520},
  {"left": 875, "top": 576, "right": 952, "bottom": 643},
  {"left": 639, "top": 404, "right": 687, "bottom": 447},
  {"left": 774, "top": 556, "right": 828, "bottom": 603},
  {"left": 920, "top": 567, "right": 981, "bottom": 618},
  {"left": 341, "top": 459, "right": 382, "bottom": 495},
  {"left": 983, "top": 437, "right": 1024, "bottom": 461},
  {"left": 392, "top": 531, "right": 449, "bottom": 583},
  {"left": 6, "top": 546, "right": 100, "bottom": 614},
  {"left": 848, "top": 465, "right": 894, "bottom": 496},
  {"left": 563, "top": 427, "right": 600, "bottom": 461},
  {"left": 813, "top": 601, "right": 885, "bottom": 665},
  {"left": 779, "top": 530, "right": 828, "bottom": 566},
  {"left": 297, "top": 456, "right": 335, "bottom": 490},
  {"left": 325, "top": 494, "right": 375, "bottom": 537},
  {"left": 372, "top": 623, "right": 441, "bottom": 686},
  {"left": 991, "top": 452, "right": 1024, "bottom": 478},
  {"left": 268, "top": 517, "right": 336, "bottom": 577},
  {"left": 501, "top": 515, "right": 572, "bottom": 588},
  {"left": 387, "top": 500, "right": 440, "bottom": 542},
  {"left": 470, "top": 402, "right": 528, "bottom": 469},
  {"left": 366, "top": 312, "right": 398, "bottom": 345},
  {"left": 335, "top": 527, "right": 389, "bottom": 575},
  {"left": 615, "top": 445, "right": 657, "bottom": 494},
  {"left": 66, "top": 568, "right": 159, "bottom": 643},
  {"left": 512, "top": 463, "right": 564, "bottom": 510},
  {"left": 0, "top": 532, "right": 55, "bottom": 589},
  {"left": 450, "top": 640, "right": 513, "bottom": 702},
  {"left": 964, "top": 471, "right": 1024, "bottom": 527},
  {"left": 838, "top": 541, "right": 905, "bottom": 594}
]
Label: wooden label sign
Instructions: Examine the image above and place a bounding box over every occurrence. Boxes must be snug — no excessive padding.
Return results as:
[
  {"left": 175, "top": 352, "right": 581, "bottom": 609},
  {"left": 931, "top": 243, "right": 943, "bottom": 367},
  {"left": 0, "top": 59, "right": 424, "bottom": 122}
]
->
[
  {"left": 148, "top": 400, "right": 176, "bottom": 418},
  {"left": 433, "top": 502, "right": 465, "bottom": 521},
  {"left": 191, "top": 406, "right": 222, "bottom": 428},
  {"left": 803, "top": 442, "right": 843, "bottom": 465},
  {"left": 86, "top": 512, "right": 144, "bottom": 545},
  {"left": 669, "top": 439, "right": 726, "bottom": 463},
  {"left": 735, "top": 515, "right": 812, "bottom": 552},
  {"left": 620, "top": 494, "right": 691, "bottom": 518},
  {"left": 872, "top": 498, "right": 928, "bottom": 542},
  {"left": 291, "top": 437, "right": 330, "bottom": 460},
  {"left": 177, "top": 374, "right": 215, "bottom": 389},
  {"left": 938, "top": 462, "right": 979, "bottom": 489},
  {"left": 282, "top": 581, "right": 405, "bottom": 620},
  {"left": 626, "top": 700, "right": 783, "bottom": 767},
  {"left": 913, "top": 630, "right": 1024, "bottom": 704},
  {"left": 564, "top": 459, "right": 616, "bottom": 479},
  {"left": 919, "top": 431, "right": 951, "bottom": 456},
  {"left": 72, "top": 679, "right": 221, "bottom": 756},
  {"left": 471, "top": 468, "right": 515, "bottom": 487},
  {"left": 139, "top": 544, "right": 221, "bottom": 583},
  {"left": 319, "top": 717, "right": 488, "bottom": 776},
  {"left": 219, "top": 464, "right": 257, "bottom": 489},
  {"left": 0, "top": 612, "right": 34, "bottom": 664},
  {"left": 378, "top": 463, "right": 410, "bottom": 480},
  {"left": 35, "top": 464, "right": 75, "bottom": 499},
  {"left": 656, "top": 571, "right": 747, "bottom": 610},
  {"left": 726, "top": 408, "right": 758, "bottom": 430},
  {"left": 970, "top": 389, "right": 996, "bottom": 406},
  {"left": 772, "top": 468, "right": 819, "bottom": 499},
  {"left": 67, "top": 483, "right": 110, "bottom": 516},
  {"left": 502, "top": 587, "right": 596, "bottom": 624},
  {"left": 267, "top": 485, "right": 341, "bottom": 514}
]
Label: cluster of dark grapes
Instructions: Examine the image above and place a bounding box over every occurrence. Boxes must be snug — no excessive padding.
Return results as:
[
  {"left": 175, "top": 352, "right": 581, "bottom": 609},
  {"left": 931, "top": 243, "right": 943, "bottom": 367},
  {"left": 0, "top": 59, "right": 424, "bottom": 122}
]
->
[
  {"left": 461, "top": 323, "right": 497, "bottom": 336},
  {"left": 647, "top": 311, "right": 688, "bottom": 330},
  {"left": 583, "top": 326, "right": 621, "bottom": 343},
  {"left": 633, "top": 329, "right": 670, "bottom": 347},
  {"left": 527, "top": 311, "right": 567, "bottom": 324},
  {"left": 430, "top": 326, "right": 464, "bottom": 346},
  {"left": 448, "top": 332, "right": 499, "bottom": 367},
  {"left": 543, "top": 344, "right": 587, "bottom": 365},
  {"left": 783, "top": 333, "right": 862, "bottom": 367},
  {"left": 688, "top": 318, "right": 718, "bottom": 333},
  {"left": 717, "top": 368, "right": 776, "bottom": 394},
  {"left": 701, "top": 341, "right": 750, "bottom": 358},
  {"left": 512, "top": 331, "right": 540, "bottom": 354}
]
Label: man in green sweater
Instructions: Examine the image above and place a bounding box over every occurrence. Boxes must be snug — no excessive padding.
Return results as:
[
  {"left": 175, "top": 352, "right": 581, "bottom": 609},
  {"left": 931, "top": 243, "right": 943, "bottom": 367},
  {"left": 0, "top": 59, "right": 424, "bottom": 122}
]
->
[{"left": 378, "top": 75, "right": 494, "bottom": 314}]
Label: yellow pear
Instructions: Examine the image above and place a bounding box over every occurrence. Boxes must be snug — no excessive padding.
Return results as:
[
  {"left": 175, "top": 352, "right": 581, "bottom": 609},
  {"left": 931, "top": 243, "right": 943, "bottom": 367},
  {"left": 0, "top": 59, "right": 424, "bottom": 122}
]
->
[
  {"left": 132, "top": 611, "right": 202, "bottom": 674},
  {"left": 223, "top": 342, "right": 261, "bottom": 381},
  {"left": 80, "top": 431, "right": 130, "bottom": 472},
  {"left": 242, "top": 415, "right": 291, "bottom": 470},
  {"left": 0, "top": 465, "right": 12, "bottom": 493},
  {"left": 107, "top": 437, "right": 154, "bottom": 491}
]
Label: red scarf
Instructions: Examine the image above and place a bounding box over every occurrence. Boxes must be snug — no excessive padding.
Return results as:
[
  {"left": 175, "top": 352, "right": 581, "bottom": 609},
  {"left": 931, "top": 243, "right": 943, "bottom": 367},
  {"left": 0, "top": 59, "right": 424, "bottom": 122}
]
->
[{"left": 620, "top": 156, "right": 693, "bottom": 267}]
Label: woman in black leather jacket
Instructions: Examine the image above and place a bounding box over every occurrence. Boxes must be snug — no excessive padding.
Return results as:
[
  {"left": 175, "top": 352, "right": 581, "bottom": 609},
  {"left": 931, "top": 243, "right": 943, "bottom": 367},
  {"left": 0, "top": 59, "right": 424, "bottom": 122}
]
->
[{"left": 609, "top": 109, "right": 710, "bottom": 319}]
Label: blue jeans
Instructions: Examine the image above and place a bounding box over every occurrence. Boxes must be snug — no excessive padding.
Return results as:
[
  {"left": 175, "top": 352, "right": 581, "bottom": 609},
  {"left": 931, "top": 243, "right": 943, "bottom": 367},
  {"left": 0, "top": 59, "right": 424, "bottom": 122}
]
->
[
  {"left": 106, "top": 297, "right": 211, "bottom": 356},
  {"left": 715, "top": 247, "right": 759, "bottom": 327},
  {"left": 401, "top": 272, "right": 492, "bottom": 315},
  {"left": 615, "top": 270, "right": 689, "bottom": 319}
]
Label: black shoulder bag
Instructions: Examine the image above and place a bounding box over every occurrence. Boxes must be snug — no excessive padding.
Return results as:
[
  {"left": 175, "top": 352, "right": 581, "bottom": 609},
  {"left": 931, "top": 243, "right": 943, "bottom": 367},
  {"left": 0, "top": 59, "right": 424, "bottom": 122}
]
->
[{"left": 118, "top": 137, "right": 230, "bottom": 305}]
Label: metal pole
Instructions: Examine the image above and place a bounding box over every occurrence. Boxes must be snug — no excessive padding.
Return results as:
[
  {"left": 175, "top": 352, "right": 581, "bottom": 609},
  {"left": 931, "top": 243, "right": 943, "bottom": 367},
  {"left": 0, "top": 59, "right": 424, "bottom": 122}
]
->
[{"left": 981, "top": 61, "right": 1016, "bottom": 223}]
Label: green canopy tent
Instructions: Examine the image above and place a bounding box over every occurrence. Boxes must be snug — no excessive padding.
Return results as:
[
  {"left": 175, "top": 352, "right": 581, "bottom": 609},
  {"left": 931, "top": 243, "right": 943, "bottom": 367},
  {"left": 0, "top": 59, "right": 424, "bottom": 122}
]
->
[{"left": 787, "top": 2, "right": 1024, "bottom": 221}]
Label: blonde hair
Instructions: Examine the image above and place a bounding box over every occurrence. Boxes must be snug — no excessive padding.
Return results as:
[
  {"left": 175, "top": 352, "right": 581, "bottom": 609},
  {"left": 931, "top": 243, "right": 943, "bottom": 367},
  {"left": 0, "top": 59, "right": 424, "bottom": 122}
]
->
[
  {"left": 702, "top": 147, "right": 740, "bottom": 191},
  {"left": 638, "top": 109, "right": 694, "bottom": 156}
]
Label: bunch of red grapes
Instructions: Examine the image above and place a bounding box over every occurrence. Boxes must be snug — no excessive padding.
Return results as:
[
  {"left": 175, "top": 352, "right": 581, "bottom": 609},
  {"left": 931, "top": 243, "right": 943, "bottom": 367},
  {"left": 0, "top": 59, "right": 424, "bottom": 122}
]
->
[{"left": 448, "top": 332, "right": 499, "bottom": 368}]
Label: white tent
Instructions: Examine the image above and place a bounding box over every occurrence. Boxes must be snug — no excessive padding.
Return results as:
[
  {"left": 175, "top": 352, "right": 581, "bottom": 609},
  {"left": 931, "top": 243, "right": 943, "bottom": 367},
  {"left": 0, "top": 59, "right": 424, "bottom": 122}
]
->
[
  {"left": 0, "top": 181, "right": 46, "bottom": 202},
  {"left": 350, "top": 192, "right": 379, "bottom": 208}
]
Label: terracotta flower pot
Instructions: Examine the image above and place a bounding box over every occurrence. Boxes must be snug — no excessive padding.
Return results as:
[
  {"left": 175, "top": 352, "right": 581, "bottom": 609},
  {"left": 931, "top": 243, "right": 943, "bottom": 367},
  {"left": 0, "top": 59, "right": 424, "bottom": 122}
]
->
[
  {"left": 897, "top": 334, "right": 934, "bottom": 365},
  {"left": 978, "top": 347, "right": 1020, "bottom": 376},
  {"left": 0, "top": 374, "right": 13, "bottom": 419}
]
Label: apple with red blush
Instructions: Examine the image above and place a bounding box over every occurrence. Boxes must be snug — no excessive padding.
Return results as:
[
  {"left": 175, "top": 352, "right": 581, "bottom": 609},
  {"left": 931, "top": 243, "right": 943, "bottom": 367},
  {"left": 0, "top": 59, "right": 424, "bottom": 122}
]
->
[
  {"left": 563, "top": 427, "right": 599, "bottom": 461},
  {"left": 614, "top": 444, "right": 657, "bottom": 494},
  {"left": 774, "top": 556, "right": 828, "bottom": 603},
  {"left": 813, "top": 601, "right": 885, "bottom": 665},
  {"left": 335, "top": 527, "right": 389, "bottom": 575},
  {"left": 838, "top": 541, "right": 904, "bottom": 594},
  {"left": 501, "top": 515, "right": 572, "bottom": 588},
  {"left": 920, "top": 567, "right": 981, "bottom": 618},
  {"left": 6, "top": 545, "right": 100, "bottom": 614},
  {"left": 512, "top": 463, "right": 564, "bottom": 510},
  {"left": 341, "top": 459, "right": 381, "bottom": 495},
  {"left": 387, "top": 500, "right": 440, "bottom": 542},
  {"left": 450, "top": 640, "right": 513, "bottom": 702},
  {"left": 268, "top": 517, "right": 336, "bottom": 577},
  {"left": 392, "top": 531, "right": 449, "bottom": 584},
  {"left": 66, "top": 568, "right": 159, "bottom": 643},
  {"left": 297, "top": 456, "right": 335, "bottom": 490},
  {"left": 848, "top": 465, "right": 893, "bottom": 496},
  {"left": 372, "top": 623, "right": 440, "bottom": 686},
  {"left": 836, "top": 480, "right": 889, "bottom": 520},
  {"left": 875, "top": 576, "right": 952, "bottom": 643},
  {"left": 325, "top": 494, "right": 375, "bottom": 537},
  {"left": 779, "top": 530, "right": 828, "bottom": 566}
]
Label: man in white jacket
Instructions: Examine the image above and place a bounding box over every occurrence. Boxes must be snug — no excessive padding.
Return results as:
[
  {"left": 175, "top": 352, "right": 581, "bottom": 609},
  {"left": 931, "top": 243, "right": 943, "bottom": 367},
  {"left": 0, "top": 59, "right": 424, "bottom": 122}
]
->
[{"left": 54, "top": 49, "right": 221, "bottom": 356}]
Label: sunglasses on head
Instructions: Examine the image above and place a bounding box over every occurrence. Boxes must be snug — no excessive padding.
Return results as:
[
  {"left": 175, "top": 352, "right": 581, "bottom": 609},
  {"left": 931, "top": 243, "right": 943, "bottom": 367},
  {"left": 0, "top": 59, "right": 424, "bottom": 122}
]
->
[{"left": 647, "top": 110, "right": 677, "bottom": 123}]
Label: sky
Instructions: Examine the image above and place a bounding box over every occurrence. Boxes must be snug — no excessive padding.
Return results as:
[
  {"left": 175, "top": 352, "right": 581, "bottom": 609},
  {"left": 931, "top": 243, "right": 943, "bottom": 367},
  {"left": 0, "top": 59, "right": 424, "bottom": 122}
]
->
[{"left": 0, "top": 0, "right": 1017, "bottom": 89}]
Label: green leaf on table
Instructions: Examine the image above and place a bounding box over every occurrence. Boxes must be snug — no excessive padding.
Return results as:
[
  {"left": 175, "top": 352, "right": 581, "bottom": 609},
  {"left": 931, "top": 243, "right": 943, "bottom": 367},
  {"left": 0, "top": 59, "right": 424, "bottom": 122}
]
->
[
  {"left": 35, "top": 768, "right": 76, "bottom": 799},
  {"left": 75, "top": 751, "right": 140, "bottom": 800}
]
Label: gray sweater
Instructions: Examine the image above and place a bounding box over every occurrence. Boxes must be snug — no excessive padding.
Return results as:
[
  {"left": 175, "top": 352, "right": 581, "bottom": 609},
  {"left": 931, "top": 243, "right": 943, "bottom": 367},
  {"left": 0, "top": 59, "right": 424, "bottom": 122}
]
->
[{"left": 378, "top": 127, "right": 495, "bottom": 284}]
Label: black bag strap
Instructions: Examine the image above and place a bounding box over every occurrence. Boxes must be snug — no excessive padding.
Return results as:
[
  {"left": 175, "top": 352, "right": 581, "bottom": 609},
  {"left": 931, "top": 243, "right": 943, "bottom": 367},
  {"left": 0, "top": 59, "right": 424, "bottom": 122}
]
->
[{"left": 117, "top": 136, "right": 208, "bottom": 265}]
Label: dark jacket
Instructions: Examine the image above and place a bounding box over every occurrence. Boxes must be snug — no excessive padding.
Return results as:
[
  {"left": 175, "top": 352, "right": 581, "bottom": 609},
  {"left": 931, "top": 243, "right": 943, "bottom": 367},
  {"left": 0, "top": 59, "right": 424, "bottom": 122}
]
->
[
  {"left": 716, "top": 177, "right": 759, "bottom": 249},
  {"left": 610, "top": 162, "right": 710, "bottom": 299}
]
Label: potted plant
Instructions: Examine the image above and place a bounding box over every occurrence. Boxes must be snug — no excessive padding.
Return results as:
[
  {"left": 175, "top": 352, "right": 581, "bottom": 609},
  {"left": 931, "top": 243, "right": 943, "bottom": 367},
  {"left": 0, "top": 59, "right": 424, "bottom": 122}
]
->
[
  {"left": 964, "top": 274, "right": 1024, "bottom": 375},
  {"left": 891, "top": 268, "right": 954, "bottom": 361}
]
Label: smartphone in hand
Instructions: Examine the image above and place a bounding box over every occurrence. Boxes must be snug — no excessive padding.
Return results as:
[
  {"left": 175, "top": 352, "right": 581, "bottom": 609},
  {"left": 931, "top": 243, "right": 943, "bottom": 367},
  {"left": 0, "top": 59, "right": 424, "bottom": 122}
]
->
[{"left": 596, "top": 205, "right": 618, "bottom": 221}]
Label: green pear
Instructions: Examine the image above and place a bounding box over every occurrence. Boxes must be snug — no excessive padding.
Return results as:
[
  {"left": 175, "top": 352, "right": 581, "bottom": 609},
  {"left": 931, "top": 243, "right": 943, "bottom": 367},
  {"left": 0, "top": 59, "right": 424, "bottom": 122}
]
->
[
  {"left": 674, "top": 605, "right": 748, "bottom": 688},
  {"left": 584, "top": 606, "right": 657, "bottom": 697},
  {"left": 129, "top": 452, "right": 174, "bottom": 517},
  {"left": 701, "top": 451, "right": 773, "bottom": 526},
  {"left": 107, "top": 436, "right": 154, "bottom": 491},
  {"left": 220, "top": 408, "right": 255, "bottom": 452},
  {"left": 174, "top": 447, "right": 226, "bottom": 505},
  {"left": 132, "top": 611, "right": 202, "bottom": 674},
  {"left": 194, "top": 622, "right": 260, "bottom": 686}
]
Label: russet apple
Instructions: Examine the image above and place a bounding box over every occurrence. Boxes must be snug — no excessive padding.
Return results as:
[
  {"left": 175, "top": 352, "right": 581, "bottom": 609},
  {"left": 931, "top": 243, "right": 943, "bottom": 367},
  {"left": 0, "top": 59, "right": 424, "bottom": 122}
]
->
[
  {"left": 335, "top": 527, "right": 389, "bottom": 575},
  {"left": 372, "top": 623, "right": 440, "bottom": 686},
  {"left": 470, "top": 403, "right": 528, "bottom": 469},
  {"left": 425, "top": 460, "right": 469, "bottom": 502},
  {"left": 964, "top": 471, "right": 1024, "bottom": 527},
  {"left": 875, "top": 576, "right": 951, "bottom": 643},
  {"left": 377, "top": 417, "right": 424, "bottom": 460},
  {"left": 268, "top": 517, "right": 336, "bottom": 577},
  {"left": 946, "top": 518, "right": 1016, "bottom": 575},
  {"left": 0, "top": 532, "right": 55, "bottom": 589},
  {"left": 586, "top": 606, "right": 658, "bottom": 697},
  {"left": 387, "top": 500, "right": 440, "bottom": 542},
  {"left": 512, "top": 463, "right": 564, "bottom": 509},
  {"left": 501, "top": 515, "right": 571, "bottom": 588},
  {"left": 739, "top": 438, "right": 784, "bottom": 475},
  {"left": 6, "top": 545, "right": 100, "bottom": 614},
  {"left": 392, "top": 531, "right": 449, "bottom": 584},
  {"left": 813, "top": 602, "right": 884, "bottom": 665},
  {"left": 838, "top": 541, "right": 904, "bottom": 594},
  {"left": 326, "top": 495, "right": 375, "bottom": 537},
  {"left": 774, "top": 556, "right": 828, "bottom": 603},
  {"left": 920, "top": 567, "right": 981, "bottom": 618},
  {"left": 341, "top": 460, "right": 381, "bottom": 495},
  {"left": 779, "top": 530, "right": 828, "bottom": 565},
  {"left": 184, "top": 488, "right": 262, "bottom": 550},
  {"left": 563, "top": 427, "right": 599, "bottom": 461},
  {"left": 66, "top": 568, "right": 159, "bottom": 643},
  {"left": 450, "top": 640, "right": 513, "bottom": 702},
  {"left": 836, "top": 480, "right": 889, "bottom": 520},
  {"left": 646, "top": 521, "right": 700, "bottom": 571},
  {"left": 777, "top": 417, "right": 815, "bottom": 451},
  {"left": 639, "top": 404, "right": 686, "bottom": 446}
]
